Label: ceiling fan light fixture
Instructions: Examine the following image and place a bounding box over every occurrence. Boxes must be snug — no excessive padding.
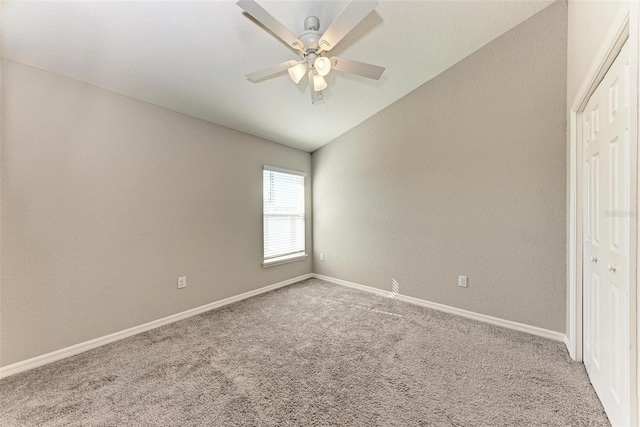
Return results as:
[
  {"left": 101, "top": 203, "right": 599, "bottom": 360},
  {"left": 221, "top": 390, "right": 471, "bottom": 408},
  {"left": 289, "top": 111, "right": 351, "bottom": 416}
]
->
[
  {"left": 312, "top": 73, "right": 327, "bottom": 92},
  {"left": 314, "top": 56, "right": 331, "bottom": 77},
  {"left": 288, "top": 63, "right": 307, "bottom": 84},
  {"left": 238, "top": 0, "right": 385, "bottom": 103}
]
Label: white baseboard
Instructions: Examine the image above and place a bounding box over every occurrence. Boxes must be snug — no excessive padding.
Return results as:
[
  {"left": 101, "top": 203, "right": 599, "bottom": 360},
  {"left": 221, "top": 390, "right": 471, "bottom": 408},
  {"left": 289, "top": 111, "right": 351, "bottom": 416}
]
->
[
  {"left": 1, "top": 272, "right": 567, "bottom": 379},
  {"left": 312, "top": 273, "right": 566, "bottom": 343},
  {"left": 0, "top": 273, "right": 313, "bottom": 379}
]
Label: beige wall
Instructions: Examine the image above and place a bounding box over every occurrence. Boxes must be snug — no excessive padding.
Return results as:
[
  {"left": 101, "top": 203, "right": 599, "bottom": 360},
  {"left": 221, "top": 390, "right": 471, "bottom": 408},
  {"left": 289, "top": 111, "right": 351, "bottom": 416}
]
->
[
  {"left": 567, "top": 0, "right": 626, "bottom": 106},
  {"left": 0, "top": 60, "right": 312, "bottom": 366},
  {"left": 312, "top": 2, "right": 568, "bottom": 332}
]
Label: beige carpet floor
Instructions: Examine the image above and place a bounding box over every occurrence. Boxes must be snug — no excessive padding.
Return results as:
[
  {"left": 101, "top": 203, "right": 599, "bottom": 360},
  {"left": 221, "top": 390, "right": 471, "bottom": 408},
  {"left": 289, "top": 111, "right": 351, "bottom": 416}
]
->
[{"left": 0, "top": 278, "right": 608, "bottom": 426}]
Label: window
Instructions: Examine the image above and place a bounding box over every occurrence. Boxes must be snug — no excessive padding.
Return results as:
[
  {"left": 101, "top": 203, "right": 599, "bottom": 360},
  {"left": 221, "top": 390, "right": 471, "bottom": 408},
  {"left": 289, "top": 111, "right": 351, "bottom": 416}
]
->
[{"left": 263, "top": 166, "right": 307, "bottom": 267}]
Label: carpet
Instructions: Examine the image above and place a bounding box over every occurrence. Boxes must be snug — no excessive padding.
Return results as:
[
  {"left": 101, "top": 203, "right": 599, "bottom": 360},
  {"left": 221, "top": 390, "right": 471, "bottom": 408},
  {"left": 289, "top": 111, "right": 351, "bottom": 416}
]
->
[{"left": 0, "top": 278, "right": 609, "bottom": 426}]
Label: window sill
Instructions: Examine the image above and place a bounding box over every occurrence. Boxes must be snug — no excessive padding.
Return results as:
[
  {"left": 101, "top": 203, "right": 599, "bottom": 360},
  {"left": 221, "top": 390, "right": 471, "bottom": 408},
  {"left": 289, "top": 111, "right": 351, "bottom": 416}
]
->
[{"left": 262, "top": 253, "right": 308, "bottom": 268}]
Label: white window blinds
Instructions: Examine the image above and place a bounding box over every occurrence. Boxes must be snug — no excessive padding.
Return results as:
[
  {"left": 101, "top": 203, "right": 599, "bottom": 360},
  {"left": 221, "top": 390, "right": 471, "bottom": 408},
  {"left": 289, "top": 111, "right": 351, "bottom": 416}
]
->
[{"left": 263, "top": 166, "right": 306, "bottom": 261}]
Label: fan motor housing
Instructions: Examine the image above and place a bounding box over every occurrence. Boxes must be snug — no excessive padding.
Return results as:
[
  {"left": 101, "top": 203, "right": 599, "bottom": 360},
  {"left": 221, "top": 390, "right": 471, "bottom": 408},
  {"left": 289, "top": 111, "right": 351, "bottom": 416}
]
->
[
  {"left": 301, "top": 16, "right": 321, "bottom": 52},
  {"left": 300, "top": 31, "right": 320, "bottom": 52}
]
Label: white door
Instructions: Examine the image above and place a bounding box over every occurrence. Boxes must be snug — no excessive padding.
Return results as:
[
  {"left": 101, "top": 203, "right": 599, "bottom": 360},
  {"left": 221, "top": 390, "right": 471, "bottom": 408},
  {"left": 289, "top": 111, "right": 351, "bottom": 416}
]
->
[{"left": 583, "top": 41, "right": 631, "bottom": 427}]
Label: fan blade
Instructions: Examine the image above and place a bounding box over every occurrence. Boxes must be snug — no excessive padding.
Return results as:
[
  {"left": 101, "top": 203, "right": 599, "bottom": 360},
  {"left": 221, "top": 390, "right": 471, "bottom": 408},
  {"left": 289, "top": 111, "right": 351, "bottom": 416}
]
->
[
  {"left": 330, "top": 57, "right": 385, "bottom": 80},
  {"left": 245, "top": 60, "right": 299, "bottom": 83},
  {"left": 309, "top": 71, "right": 323, "bottom": 104},
  {"left": 318, "top": 1, "right": 378, "bottom": 52},
  {"left": 237, "top": 0, "right": 305, "bottom": 52}
]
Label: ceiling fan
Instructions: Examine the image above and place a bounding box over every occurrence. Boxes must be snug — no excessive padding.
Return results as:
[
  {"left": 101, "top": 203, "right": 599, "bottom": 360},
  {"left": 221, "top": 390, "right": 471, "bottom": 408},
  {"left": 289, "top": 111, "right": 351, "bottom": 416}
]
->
[{"left": 237, "top": 0, "right": 385, "bottom": 104}]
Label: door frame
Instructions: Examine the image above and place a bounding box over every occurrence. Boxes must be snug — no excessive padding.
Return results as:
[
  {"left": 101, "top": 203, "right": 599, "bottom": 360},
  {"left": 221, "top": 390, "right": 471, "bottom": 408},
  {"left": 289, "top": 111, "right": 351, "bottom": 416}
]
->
[{"left": 567, "top": 2, "right": 639, "bottom": 424}]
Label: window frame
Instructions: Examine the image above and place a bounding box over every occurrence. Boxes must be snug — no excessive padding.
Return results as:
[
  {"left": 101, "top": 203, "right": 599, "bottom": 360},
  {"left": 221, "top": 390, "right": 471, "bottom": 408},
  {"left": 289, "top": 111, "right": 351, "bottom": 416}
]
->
[{"left": 262, "top": 165, "right": 307, "bottom": 268}]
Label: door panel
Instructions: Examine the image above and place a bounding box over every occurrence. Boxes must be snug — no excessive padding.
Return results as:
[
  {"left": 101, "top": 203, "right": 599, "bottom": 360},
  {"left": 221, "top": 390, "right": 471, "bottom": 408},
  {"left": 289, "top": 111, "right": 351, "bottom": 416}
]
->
[
  {"left": 583, "top": 41, "right": 630, "bottom": 427},
  {"left": 609, "top": 281, "right": 621, "bottom": 403},
  {"left": 593, "top": 152, "right": 601, "bottom": 246},
  {"left": 591, "top": 271, "right": 601, "bottom": 370},
  {"left": 609, "top": 136, "right": 621, "bottom": 252}
]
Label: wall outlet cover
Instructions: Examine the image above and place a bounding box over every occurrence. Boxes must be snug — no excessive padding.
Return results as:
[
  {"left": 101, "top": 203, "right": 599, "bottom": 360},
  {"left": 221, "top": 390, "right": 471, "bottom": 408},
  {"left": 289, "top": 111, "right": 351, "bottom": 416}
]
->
[
  {"left": 458, "top": 276, "right": 468, "bottom": 288},
  {"left": 178, "top": 276, "right": 187, "bottom": 289}
]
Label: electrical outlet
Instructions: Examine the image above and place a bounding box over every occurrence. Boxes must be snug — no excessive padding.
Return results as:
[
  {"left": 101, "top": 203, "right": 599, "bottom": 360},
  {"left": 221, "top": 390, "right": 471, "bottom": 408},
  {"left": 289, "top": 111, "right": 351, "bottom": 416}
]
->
[
  {"left": 320, "top": 253, "right": 324, "bottom": 261},
  {"left": 178, "top": 276, "right": 187, "bottom": 289},
  {"left": 458, "top": 275, "right": 467, "bottom": 288}
]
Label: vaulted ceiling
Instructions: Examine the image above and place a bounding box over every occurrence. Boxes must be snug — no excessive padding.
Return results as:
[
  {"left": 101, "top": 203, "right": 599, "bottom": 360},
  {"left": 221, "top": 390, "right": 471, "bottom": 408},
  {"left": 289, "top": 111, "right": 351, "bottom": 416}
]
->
[{"left": 2, "top": 1, "right": 553, "bottom": 151}]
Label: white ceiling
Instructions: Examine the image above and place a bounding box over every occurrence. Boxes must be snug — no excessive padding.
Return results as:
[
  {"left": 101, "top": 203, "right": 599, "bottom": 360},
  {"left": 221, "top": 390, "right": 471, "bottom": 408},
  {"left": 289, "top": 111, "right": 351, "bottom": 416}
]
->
[{"left": 2, "top": 0, "right": 553, "bottom": 152}]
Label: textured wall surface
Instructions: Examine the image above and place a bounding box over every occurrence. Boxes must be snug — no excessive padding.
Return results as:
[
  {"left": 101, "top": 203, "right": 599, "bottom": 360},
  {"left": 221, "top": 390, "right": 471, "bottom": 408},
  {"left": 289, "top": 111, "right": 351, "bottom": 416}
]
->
[
  {"left": 312, "top": 2, "right": 567, "bottom": 332},
  {"left": 1, "top": 61, "right": 312, "bottom": 366}
]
